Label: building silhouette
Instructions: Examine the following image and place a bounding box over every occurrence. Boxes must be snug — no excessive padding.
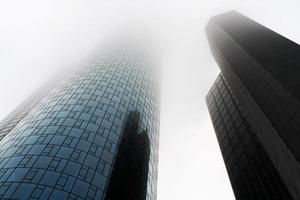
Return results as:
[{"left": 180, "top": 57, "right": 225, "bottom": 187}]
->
[
  {"left": 206, "top": 11, "right": 300, "bottom": 199},
  {"left": 0, "top": 47, "right": 160, "bottom": 200}
]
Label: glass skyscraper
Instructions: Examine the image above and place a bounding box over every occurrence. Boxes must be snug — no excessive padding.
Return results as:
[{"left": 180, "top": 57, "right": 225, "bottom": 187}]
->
[
  {"left": 206, "top": 11, "right": 300, "bottom": 199},
  {"left": 0, "top": 47, "right": 160, "bottom": 200}
]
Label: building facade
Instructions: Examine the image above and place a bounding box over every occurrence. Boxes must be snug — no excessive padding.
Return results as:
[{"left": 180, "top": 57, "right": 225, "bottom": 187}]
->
[
  {"left": 0, "top": 75, "right": 62, "bottom": 141},
  {"left": 206, "top": 11, "right": 300, "bottom": 199},
  {"left": 0, "top": 47, "right": 160, "bottom": 200}
]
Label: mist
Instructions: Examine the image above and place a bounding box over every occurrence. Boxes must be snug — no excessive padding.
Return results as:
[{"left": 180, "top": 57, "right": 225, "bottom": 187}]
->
[{"left": 0, "top": 0, "right": 300, "bottom": 199}]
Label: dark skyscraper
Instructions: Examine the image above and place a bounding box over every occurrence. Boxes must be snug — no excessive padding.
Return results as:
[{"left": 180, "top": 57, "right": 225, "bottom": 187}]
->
[
  {"left": 0, "top": 46, "right": 160, "bottom": 200},
  {"left": 206, "top": 11, "right": 300, "bottom": 199}
]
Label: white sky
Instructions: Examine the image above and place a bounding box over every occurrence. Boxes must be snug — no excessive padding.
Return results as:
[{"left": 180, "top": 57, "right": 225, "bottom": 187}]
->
[{"left": 0, "top": 0, "right": 300, "bottom": 199}]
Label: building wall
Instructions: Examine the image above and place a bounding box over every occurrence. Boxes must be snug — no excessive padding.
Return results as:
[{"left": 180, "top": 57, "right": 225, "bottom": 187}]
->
[
  {"left": 0, "top": 73, "right": 65, "bottom": 141},
  {"left": 0, "top": 49, "right": 160, "bottom": 200},
  {"left": 207, "top": 74, "right": 292, "bottom": 200},
  {"left": 206, "top": 11, "right": 300, "bottom": 199},
  {"left": 206, "top": 11, "right": 300, "bottom": 162}
]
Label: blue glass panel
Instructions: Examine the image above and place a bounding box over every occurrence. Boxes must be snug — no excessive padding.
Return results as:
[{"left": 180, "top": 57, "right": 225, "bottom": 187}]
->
[
  {"left": 7, "top": 168, "right": 28, "bottom": 181},
  {"left": 40, "top": 171, "right": 60, "bottom": 187},
  {"left": 11, "top": 183, "right": 35, "bottom": 199},
  {"left": 71, "top": 179, "right": 89, "bottom": 198}
]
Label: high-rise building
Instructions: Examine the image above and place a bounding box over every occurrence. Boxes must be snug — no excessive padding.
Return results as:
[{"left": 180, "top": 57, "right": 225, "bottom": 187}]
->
[
  {"left": 206, "top": 11, "right": 300, "bottom": 199},
  {"left": 0, "top": 47, "right": 160, "bottom": 200},
  {"left": 0, "top": 75, "right": 62, "bottom": 141}
]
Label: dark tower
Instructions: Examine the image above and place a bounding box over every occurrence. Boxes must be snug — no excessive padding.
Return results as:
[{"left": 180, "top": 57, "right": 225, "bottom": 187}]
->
[{"left": 206, "top": 11, "right": 300, "bottom": 199}]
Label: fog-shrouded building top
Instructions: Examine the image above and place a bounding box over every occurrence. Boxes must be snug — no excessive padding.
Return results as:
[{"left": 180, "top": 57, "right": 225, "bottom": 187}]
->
[
  {"left": 206, "top": 11, "right": 300, "bottom": 199},
  {"left": 0, "top": 46, "right": 160, "bottom": 200}
]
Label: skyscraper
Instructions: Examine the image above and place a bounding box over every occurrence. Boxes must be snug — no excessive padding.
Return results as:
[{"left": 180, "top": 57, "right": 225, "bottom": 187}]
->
[
  {"left": 206, "top": 11, "right": 300, "bottom": 199},
  {"left": 0, "top": 74, "right": 63, "bottom": 141},
  {"left": 0, "top": 46, "right": 160, "bottom": 200}
]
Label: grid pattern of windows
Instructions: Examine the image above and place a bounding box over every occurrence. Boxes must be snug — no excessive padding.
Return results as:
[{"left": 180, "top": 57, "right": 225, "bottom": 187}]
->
[
  {"left": 206, "top": 11, "right": 300, "bottom": 162},
  {"left": 0, "top": 49, "right": 160, "bottom": 200},
  {"left": 0, "top": 76, "right": 64, "bottom": 141},
  {"left": 207, "top": 74, "right": 292, "bottom": 200}
]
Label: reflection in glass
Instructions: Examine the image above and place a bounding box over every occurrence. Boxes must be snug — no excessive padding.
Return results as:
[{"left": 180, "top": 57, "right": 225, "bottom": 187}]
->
[{"left": 106, "top": 111, "right": 150, "bottom": 200}]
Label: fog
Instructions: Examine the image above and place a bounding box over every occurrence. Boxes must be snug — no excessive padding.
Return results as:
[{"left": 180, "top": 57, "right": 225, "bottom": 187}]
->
[{"left": 0, "top": 0, "right": 300, "bottom": 199}]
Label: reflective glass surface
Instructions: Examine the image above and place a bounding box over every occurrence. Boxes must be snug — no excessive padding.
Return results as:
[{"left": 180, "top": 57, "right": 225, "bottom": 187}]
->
[{"left": 0, "top": 49, "right": 160, "bottom": 200}]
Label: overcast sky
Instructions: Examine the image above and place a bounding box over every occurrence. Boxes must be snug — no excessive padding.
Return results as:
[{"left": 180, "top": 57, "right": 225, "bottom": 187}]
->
[{"left": 1, "top": 0, "right": 300, "bottom": 199}]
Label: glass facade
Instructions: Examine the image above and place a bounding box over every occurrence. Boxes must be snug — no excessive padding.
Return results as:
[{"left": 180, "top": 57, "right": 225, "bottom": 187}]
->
[
  {"left": 0, "top": 75, "right": 62, "bottom": 141},
  {"left": 207, "top": 74, "right": 291, "bottom": 199},
  {"left": 206, "top": 11, "right": 300, "bottom": 161},
  {"left": 0, "top": 48, "right": 160, "bottom": 200},
  {"left": 206, "top": 11, "right": 300, "bottom": 199}
]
